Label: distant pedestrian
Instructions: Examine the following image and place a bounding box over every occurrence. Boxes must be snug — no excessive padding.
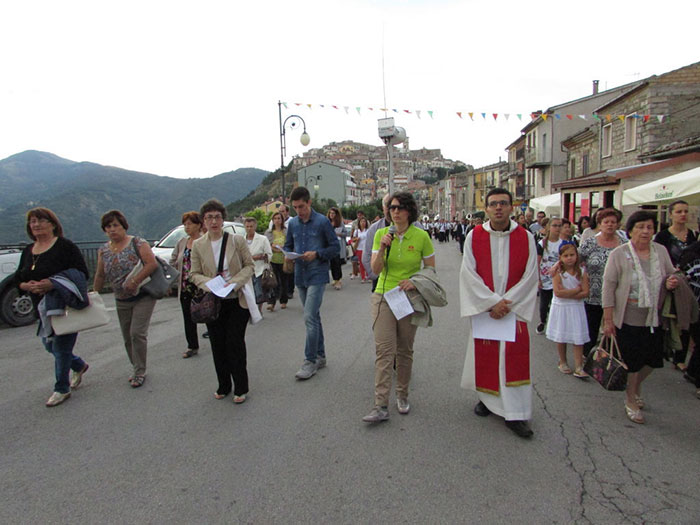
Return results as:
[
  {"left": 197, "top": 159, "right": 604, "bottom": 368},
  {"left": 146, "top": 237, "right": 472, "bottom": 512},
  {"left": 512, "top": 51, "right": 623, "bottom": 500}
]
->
[
  {"left": 244, "top": 217, "right": 272, "bottom": 314},
  {"left": 351, "top": 216, "right": 370, "bottom": 282},
  {"left": 265, "top": 211, "right": 290, "bottom": 311},
  {"left": 327, "top": 207, "right": 346, "bottom": 290},
  {"left": 536, "top": 217, "right": 563, "bottom": 334},
  {"left": 11, "top": 207, "right": 91, "bottom": 406},
  {"left": 285, "top": 186, "right": 339, "bottom": 380}
]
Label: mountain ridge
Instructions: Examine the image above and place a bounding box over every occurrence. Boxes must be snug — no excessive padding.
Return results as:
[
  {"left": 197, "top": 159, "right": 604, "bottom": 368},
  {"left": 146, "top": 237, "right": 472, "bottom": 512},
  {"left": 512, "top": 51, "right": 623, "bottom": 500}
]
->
[{"left": 0, "top": 150, "right": 268, "bottom": 243}]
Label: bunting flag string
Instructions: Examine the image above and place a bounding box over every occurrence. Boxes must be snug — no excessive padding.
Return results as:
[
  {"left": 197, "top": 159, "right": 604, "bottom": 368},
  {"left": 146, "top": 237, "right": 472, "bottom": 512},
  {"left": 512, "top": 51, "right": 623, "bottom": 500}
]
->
[{"left": 278, "top": 101, "right": 668, "bottom": 124}]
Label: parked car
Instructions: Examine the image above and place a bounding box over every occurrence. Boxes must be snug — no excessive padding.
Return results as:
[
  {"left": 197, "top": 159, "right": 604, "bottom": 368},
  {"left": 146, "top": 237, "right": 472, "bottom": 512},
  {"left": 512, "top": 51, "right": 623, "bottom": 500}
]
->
[
  {"left": 0, "top": 248, "right": 36, "bottom": 327},
  {"left": 151, "top": 221, "right": 245, "bottom": 262}
]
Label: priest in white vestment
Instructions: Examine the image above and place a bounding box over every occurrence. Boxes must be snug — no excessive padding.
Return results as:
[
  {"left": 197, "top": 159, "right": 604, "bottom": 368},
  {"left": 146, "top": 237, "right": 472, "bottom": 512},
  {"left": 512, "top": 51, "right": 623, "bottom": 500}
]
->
[{"left": 459, "top": 189, "right": 538, "bottom": 438}]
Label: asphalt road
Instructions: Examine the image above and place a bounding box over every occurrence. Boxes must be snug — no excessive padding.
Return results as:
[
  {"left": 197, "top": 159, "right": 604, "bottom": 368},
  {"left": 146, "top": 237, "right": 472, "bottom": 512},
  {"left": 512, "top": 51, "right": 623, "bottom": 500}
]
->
[{"left": 1, "top": 242, "right": 699, "bottom": 524}]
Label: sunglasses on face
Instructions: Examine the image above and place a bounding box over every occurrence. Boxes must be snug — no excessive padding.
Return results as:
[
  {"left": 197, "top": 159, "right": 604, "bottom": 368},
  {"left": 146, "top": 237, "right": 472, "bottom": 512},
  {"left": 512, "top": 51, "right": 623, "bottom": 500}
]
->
[{"left": 388, "top": 205, "right": 407, "bottom": 211}]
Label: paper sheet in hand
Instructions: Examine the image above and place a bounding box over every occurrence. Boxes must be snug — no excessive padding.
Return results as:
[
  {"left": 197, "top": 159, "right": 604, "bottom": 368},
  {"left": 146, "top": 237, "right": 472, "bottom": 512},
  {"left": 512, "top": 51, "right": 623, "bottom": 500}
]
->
[
  {"left": 471, "top": 311, "right": 516, "bottom": 342},
  {"left": 281, "top": 248, "right": 302, "bottom": 260},
  {"left": 384, "top": 287, "right": 414, "bottom": 320},
  {"left": 205, "top": 275, "right": 237, "bottom": 298}
]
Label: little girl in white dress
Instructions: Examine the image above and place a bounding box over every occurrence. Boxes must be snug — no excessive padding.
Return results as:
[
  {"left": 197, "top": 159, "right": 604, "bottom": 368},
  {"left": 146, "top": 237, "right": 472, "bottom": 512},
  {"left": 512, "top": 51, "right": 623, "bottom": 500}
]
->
[{"left": 546, "top": 242, "right": 590, "bottom": 378}]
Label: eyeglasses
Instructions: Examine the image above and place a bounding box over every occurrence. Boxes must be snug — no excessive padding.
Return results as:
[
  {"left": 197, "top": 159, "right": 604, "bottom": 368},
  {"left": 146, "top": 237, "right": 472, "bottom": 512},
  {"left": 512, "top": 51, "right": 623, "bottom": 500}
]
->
[
  {"left": 29, "top": 218, "right": 51, "bottom": 225},
  {"left": 486, "top": 200, "right": 510, "bottom": 208},
  {"left": 203, "top": 214, "right": 223, "bottom": 222},
  {"left": 388, "top": 205, "right": 407, "bottom": 211}
]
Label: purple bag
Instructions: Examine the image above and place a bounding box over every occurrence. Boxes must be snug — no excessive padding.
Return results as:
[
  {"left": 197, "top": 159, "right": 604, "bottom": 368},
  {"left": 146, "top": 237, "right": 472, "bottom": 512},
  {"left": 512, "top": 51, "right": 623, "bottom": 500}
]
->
[{"left": 583, "top": 335, "right": 628, "bottom": 391}]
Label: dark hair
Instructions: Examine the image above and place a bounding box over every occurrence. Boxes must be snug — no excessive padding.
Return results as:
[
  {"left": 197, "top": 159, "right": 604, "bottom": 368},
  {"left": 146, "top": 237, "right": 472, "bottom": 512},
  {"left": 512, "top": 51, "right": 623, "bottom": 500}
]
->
[
  {"left": 576, "top": 215, "right": 590, "bottom": 232},
  {"left": 290, "top": 186, "right": 311, "bottom": 202},
  {"left": 181, "top": 211, "right": 202, "bottom": 225},
  {"left": 485, "top": 188, "right": 513, "bottom": 206},
  {"left": 536, "top": 211, "right": 546, "bottom": 218},
  {"left": 625, "top": 210, "right": 657, "bottom": 233},
  {"left": 244, "top": 216, "right": 257, "bottom": 226},
  {"left": 596, "top": 207, "right": 621, "bottom": 224},
  {"left": 101, "top": 210, "right": 128, "bottom": 231},
  {"left": 26, "top": 207, "right": 63, "bottom": 240},
  {"left": 199, "top": 199, "right": 227, "bottom": 220},
  {"left": 388, "top": 191, "right": 418, "bottom": 224},
  {"left": 358, "top": 217, "right": 369, "bottom": 230},
  {"left": 561, "top": 217, "right": 571, "bottom": 226},
  {"left": 270, "top": 212, "right": 284, "bottom": 230},
  {"left": 327, "top": 207, "right": 343, "bottom": 227},
  {"left": 669, "top": 200, "right": 688, "bottom": 214}
]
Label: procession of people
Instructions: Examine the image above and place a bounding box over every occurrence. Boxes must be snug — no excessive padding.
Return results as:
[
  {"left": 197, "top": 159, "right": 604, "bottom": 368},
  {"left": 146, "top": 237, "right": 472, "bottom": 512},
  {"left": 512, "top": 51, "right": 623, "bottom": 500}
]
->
[{"left": 10, "top": 190, "right": 700, "bottom": 439}]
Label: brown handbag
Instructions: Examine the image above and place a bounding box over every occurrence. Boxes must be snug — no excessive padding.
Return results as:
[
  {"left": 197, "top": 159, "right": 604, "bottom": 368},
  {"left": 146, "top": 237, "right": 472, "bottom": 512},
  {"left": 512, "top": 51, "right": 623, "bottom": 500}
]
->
[
  {"left": 282, "top": 258, "right": 295, "bottom": 274},
  {"left": 190, "top": 233, "right": 227, "bottom": 324},
  {"left": 260, "top": 267, "right": 277, "bottom": 290}
]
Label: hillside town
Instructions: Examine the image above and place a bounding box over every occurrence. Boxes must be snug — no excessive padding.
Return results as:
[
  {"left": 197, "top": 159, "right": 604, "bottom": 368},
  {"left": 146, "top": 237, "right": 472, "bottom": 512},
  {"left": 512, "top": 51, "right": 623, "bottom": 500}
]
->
[{"left": 255, "top": 61, "right": 699, "bottom": 226}]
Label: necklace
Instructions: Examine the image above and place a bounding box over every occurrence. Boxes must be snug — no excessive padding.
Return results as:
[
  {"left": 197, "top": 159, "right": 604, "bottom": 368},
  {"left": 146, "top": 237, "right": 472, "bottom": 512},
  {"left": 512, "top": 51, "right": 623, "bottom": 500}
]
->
[{"left": 31, "top": 253, "right": 40, "bottom": 271}]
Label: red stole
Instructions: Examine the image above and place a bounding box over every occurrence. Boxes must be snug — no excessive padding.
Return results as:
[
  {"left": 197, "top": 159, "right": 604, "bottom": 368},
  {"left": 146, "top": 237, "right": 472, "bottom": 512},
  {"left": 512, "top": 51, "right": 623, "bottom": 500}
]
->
[{"left": 472, "top": 224, "right": 530, "bottom": 395}]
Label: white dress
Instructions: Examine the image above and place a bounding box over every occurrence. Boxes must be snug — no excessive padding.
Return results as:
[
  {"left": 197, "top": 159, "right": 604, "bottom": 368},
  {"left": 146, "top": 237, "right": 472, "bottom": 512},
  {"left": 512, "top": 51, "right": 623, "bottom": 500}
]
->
[{"left": 545, "top": 271, "right": 590, "bottom": 345}]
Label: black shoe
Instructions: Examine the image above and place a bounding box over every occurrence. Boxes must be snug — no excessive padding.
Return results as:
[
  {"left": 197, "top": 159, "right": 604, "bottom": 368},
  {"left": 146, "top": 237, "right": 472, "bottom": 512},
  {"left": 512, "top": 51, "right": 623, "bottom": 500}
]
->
[
  {"left": 474, "top": 401, "right": 491, "bottom": 417},
  {"left": 203, "top": 332, "right": 209, "bottom": 339},
  {"left": 535, "top": 323, "right": 545, "bottom": 335},
  {"left": 505, "top": 420, "right": 533, "bottom": 438}
]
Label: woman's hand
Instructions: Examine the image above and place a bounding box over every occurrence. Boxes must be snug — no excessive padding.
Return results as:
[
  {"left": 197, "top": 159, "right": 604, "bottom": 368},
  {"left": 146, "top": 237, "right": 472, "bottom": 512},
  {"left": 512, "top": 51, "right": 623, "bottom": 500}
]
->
[
  {"left": 29, "top": 279, "right": 53, "bottom": 295},
  {"left": 124, "top": 278, "right": 139, "bottom": 295},
  {"left": 398, "top": 279, "right": 415, "bottom": 291},
  {"left": 379, "top": 233, "right": 393, "bottom": 250},
  {"left": 602, "top": 318, "right": 616, "bottom": 338},
  {"left": 666, "top": 275, "right": 679, "bottom": 290}
]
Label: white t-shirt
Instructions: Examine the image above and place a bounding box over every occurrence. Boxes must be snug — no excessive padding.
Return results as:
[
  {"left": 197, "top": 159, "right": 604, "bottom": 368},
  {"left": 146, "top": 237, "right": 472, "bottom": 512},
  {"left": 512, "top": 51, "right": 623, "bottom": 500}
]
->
[{"left": 210, "top": 238, "right": 230, "bottom": 280}]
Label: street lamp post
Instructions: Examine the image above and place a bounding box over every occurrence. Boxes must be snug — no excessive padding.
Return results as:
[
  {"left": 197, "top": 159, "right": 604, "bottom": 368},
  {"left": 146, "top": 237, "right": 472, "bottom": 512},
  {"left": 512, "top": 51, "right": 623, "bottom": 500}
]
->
[
  {"left": 279, "top": 101, "right": 310, "bottom": 203},
  {"left": 304, "top": 174, "right": 322, "bottom": 201}
]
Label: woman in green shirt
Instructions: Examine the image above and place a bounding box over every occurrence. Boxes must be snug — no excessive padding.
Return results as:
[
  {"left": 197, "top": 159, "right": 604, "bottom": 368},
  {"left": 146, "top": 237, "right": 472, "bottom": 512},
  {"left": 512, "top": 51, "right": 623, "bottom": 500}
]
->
[
  {"left": 265, "top": 212, "right": 289, "bottom": 311},
  {"left": 362, "top": 192, "right": 435, "bottom": 423}
]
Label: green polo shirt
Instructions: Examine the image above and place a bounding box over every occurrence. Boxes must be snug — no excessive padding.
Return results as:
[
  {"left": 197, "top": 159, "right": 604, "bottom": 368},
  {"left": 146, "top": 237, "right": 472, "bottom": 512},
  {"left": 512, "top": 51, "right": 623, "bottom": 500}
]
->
[{"left": 372, "top": 225, "right": 434, "bottom": 294}]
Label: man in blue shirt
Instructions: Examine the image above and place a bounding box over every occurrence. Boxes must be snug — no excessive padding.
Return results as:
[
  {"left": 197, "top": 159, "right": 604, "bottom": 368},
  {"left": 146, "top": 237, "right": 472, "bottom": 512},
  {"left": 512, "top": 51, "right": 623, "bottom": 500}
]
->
[{"left": 284, "top": 186, "right": 339, "bottom": 380}]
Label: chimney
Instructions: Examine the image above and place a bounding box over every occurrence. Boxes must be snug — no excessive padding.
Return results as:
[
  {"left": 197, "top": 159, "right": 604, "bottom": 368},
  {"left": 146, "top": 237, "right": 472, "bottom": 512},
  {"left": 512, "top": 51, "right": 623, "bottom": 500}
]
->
[{"left": 592, "top": 80, "right": 599, "bottom": 95}]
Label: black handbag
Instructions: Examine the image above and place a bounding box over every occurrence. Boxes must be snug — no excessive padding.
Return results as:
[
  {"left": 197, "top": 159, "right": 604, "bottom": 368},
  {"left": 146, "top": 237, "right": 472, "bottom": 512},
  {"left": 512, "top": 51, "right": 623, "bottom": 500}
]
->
[
  {"left": 260, "top": 267, "right": 277, "bottom": 290},
  {"left": 131, "top": 237, "right": 180, "bottom": 299},
  {"left": 190, "top": 233, "right": 228, "bottom": 324},
  {"left": 583, "top": 334, "right": 628, "bottom": 391}
]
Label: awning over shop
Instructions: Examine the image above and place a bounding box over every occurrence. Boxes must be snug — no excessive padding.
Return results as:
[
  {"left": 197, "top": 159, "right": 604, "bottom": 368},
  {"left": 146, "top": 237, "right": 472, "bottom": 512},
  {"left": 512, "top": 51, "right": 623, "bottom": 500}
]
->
[
  {"left": 529, "top": 193, "right": 561, "bottom": 216},
  {"left": 621, "top": 166, "right": 700, "bottom": 206}
]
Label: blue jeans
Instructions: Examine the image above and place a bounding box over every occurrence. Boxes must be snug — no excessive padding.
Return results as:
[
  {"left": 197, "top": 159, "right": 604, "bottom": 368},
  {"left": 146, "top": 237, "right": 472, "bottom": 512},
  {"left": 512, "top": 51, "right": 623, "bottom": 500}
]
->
[
  {"left": 297, "top": 284, "right": 326, "bottom": 363},
  {"left": 41, "top": 333, "right": 85, "bottom": 394}
]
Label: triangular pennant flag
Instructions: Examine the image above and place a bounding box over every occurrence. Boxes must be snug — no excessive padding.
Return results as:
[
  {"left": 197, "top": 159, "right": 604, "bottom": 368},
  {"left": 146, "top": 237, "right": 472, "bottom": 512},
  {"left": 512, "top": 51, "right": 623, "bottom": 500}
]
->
[
  {"left": 307, "top": 104, "right": 312, "bottom": 109},
  {"left": 468, "top": 112, "right": 474, "bottom": 121},
  {"left": 295, "top": 103, "right": 302, "bottom": 106},
  {"left": 332, "top": 105, "right": 339, "bottom": 110},
  {"left": 618, "top": 115, "right": 625, "bottom": 121},
  {"left": 392, "top": 109, "right": 398, "bottom": 113},
  {"left": 554, "top": 114, "right": 561, "bottom": 120},
  {"left": 643, "top": 115, "right": 650, "bottom": 122},
  {"left": 282, "top": 102, "right": 288, "bottom": 109},
  {"left": 481, "top": 113, "right": 486, "bottom": 119},
  {"left": 493, "top": 113, "right": 498, "bottom": 120},
  {"left": 578, "top": 114, "right": 586, "bottom": 120},
  {"left": 380, "top": 108, "right": 388, "bottom": 112},
  {"left": 605, "top": 114, "right": 612, "bottom": 122},
  {"left": 416, "top": 110, "right": 421, "bottom": 119},
  {"left": 457, "top": 112, "right": 463, "bottom": 119},
  {"left": 403, "top": 109, "right": 411, "bottom": 114},
  {"left": 428, "top": 110, "right": 434, "bottom": 119},
  {"left": 368, "top": 107, "right": 374, "bottom": 111},
  {"left": 517, "top": 114, "right": 522, "bottom": 120},
  {"left": 592, "top": 114, "right": 600, "bottom": 121},
  {"left": 530, "top": 113, "right": 537, "bottom": 120},
  {"left": 356, "top": 107, "right": 361, "bottom": 115},
  {"left": 320, "top": 104, "right": 325, "bottom": 108},
  {"left": 657, "top": 115, "right": 665, "bottom": 123},
  {"left": 542, "top": 114, "right": 548, "bottom": 121},
  {"left": 566, "top": 114, "right": 573, "bottom": 120},
  {"left": 344, "top": 106, "right": 349, "bottom": 114},
  {"left": 504, "top": 113, "right": 510, "bottom": 120}
]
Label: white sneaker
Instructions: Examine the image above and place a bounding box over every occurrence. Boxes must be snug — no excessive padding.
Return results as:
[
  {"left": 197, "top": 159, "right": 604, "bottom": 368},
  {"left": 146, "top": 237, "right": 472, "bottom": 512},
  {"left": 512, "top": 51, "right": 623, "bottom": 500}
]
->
[
  {"left": 396, "top": 398, "right": 410, "bottom": 414},
  {"left": 362, "top": 406, "right": 389, "bottom": 423},
  {"left": 70, "top": 363, "right": 89, "bottom": 389},
  {"left": 46, "top": 391, "right": 71, "bottom": 407},
  {"left": 295, "top": 360, "right": 319, "bottom": 380}
]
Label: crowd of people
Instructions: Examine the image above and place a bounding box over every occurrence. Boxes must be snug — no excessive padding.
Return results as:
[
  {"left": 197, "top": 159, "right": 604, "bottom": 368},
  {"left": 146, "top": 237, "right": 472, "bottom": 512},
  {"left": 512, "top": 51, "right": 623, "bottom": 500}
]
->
[{"left": 11, "top": 190, "right": 699, "bottom": 437}]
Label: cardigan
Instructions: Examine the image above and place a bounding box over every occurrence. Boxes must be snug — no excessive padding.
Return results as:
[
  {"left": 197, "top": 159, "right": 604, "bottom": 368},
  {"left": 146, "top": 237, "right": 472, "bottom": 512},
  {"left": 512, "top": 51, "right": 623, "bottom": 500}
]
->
[
  {"left": 601, "top": 243, "right": 675, "bottom": 328},
  {"left": 189, "top": 232, "right": 255, "bottom": 308}
]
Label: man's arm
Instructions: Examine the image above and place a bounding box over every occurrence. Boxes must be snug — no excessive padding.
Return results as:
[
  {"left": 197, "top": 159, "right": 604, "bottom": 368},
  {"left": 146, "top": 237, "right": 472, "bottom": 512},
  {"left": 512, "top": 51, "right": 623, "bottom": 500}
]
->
[{"left": 315, "top": 218, "right": 340, "bottom": 261}]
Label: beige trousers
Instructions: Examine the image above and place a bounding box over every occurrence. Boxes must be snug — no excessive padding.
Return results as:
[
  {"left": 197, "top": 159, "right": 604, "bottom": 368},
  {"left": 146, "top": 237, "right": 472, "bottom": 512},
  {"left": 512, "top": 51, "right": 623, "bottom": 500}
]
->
[
  {"left": 371, "top": 293, "right": 418, "bottom": 407},
  {"left": 116, "top": 295, "right": 156, "bottom": 377}
]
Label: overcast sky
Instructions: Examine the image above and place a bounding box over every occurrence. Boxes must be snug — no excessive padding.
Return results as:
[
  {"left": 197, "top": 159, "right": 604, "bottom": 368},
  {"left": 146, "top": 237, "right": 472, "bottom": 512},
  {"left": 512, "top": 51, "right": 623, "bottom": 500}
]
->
[{"left": 1, "top": 0, "right": 697, "bottom": 179}]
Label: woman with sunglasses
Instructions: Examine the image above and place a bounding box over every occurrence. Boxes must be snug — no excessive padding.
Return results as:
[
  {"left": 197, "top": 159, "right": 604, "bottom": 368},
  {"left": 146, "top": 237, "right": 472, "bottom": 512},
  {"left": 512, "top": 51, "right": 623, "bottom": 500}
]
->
[{"left": 362, "top": 192, "right": 435, "bottom": 423}]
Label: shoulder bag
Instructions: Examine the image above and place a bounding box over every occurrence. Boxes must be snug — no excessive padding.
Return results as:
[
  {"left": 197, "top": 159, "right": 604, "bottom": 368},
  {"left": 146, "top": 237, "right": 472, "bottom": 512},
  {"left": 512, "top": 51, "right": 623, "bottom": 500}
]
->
[
  {"left": 131, "top": 237, "right": 180, "bottom": 299},
  {"left": 51, "top": 291, "right": 110, "bottom": 335},
  {"left": 583, "top": 334, "right": 628, "bottom": 391},
  {"left": 190, "top": 232, "right": 228, "bottom": 324}
]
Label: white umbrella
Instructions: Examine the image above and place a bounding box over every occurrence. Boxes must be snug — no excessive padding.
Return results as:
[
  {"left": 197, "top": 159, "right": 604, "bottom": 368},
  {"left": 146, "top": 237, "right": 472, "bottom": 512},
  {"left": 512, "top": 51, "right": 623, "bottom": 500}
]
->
[
  {"left": 622, "top": 166, "right": 700, "bottom": 206},
  {"left": 529, "top": 193, "right": 561, "bottom": 216}
]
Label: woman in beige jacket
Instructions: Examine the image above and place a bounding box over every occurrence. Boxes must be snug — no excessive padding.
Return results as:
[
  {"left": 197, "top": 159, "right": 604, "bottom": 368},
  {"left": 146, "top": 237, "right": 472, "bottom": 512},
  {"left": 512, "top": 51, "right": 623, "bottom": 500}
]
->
[
  {"left": 602, "top": 211, "right": 679, "bottom": 424},
  {"left": 189, "top": 199, "right": 255, "bottom": 404}
]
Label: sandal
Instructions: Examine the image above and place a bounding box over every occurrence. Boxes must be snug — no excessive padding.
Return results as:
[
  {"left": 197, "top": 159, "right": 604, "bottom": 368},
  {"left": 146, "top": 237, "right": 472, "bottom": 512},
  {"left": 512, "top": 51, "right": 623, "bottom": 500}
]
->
[
  {"left": 625, "top": 403, "right": 645, "bottom": 424},
  {"left": 267, "top": 304, "right": 275, "bottom": 312},
  {"left": 233, "top": 394, "right": 247, "bottom": 404},
  {"left": 214, "top": 392, "right": 228, "bottom": 400},
  {"left": 573, "top": 367, "right": 589, "bottom": 379},
  {"left": 130, "top": 376, "right": 145, "bottom": 388},
  {"left": 674, "top": 363, "right": 688, "bottom": 372},
  {"left": 281, "top": 304, "right": 287, "bottom": 309},
  {"left": 182, "top": 349, "right": 199, "bottom": 359},
  {"left": 558, "top": 363, "right": 572, "bottom": 374},
  {"left": 635, "top": 395, "right": 645, "bottom": 409}
]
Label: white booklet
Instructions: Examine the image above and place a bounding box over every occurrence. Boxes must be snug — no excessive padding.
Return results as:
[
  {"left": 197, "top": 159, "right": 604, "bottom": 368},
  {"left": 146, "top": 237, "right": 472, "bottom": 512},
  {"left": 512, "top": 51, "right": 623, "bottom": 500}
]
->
[
  {"left": 280, "top": 247, "right": 302, "bottom": 260},
  {"left": 384, "top": 287, "right": 414, "bottom": 320},
  {"left": 205, "top": 275, "right": 237, "bottom": 298},
  {"left": 471, "top": 311, "right": 516, "bottom": 342}
]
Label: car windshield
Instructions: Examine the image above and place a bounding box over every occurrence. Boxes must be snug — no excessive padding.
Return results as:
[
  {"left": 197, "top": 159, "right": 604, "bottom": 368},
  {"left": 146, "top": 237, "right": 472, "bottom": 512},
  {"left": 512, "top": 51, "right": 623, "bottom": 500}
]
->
[{"left": 156, "top": 228, "right": 187, "bottom": 248}]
